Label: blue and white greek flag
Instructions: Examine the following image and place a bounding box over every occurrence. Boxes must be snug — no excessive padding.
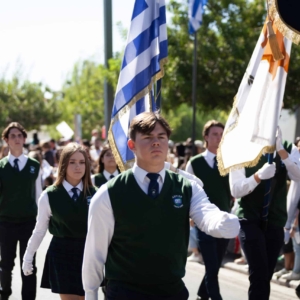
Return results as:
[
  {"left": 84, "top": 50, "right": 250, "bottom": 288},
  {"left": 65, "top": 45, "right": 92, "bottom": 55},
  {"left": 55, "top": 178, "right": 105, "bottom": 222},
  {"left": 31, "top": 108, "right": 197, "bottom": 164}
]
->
[
  {"left": 108, "top": 0, "right": 168, "bottom": 171},
  {"left": 188, "top": 0, "right": 207, "bottom": 34}
]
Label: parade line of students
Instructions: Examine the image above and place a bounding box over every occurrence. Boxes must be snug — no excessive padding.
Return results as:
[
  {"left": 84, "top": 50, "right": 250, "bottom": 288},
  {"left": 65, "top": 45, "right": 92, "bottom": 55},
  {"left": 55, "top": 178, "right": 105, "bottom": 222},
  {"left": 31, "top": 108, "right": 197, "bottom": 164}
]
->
[{"left": 0, "top": 111, "right": 299, "bottom": 300}]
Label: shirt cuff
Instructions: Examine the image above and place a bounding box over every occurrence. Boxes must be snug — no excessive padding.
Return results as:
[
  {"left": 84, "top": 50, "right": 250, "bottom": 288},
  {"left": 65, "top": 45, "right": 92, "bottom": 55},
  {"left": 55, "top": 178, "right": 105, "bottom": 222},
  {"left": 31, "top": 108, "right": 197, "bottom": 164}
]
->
[{"left": 85, "top": 290, "right": 98, "bottom": 300}]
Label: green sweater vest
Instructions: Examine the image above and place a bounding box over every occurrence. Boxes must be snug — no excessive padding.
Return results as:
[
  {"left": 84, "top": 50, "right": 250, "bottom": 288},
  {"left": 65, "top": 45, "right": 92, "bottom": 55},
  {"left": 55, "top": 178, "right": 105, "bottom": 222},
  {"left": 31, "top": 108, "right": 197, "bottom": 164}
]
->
[
  {"left": 47, "top": 185, "right": 97, "bottom": 238},
  {"left": 94, "top": 172, "right": 107, "bottom": 188},
  {"left": 237, "top": 141, "right": 292, "bottom": 227},
  {"left": 0, "top": 157, "right": 40, "bottom": 223},
  {"left": 106, "top": 169, "right": 192, "bottom": 296},
  {"left": 190, "top": 154, "right": 231, "bottom": 212}
]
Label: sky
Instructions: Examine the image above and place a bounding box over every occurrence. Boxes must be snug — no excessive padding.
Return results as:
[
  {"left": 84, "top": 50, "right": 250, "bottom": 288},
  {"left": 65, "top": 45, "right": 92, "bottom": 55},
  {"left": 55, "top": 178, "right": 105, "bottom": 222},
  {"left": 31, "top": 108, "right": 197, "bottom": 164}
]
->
[{"left": 0, "top": 0, "right": 136, "bottom": 90}]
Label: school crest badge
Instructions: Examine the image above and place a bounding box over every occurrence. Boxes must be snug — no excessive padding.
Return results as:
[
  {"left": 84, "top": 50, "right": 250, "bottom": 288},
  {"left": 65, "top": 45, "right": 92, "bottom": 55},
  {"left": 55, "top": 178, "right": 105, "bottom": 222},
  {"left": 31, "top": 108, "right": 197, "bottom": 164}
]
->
[
  {"left": 86, "top": 196, "right": 92, "bottom": 205},
  {"left": 172, "top": 195, "right": 183, "bottom": 208},
  {"left": 29, "top": 166, "right": 35, "bottom": 174}
]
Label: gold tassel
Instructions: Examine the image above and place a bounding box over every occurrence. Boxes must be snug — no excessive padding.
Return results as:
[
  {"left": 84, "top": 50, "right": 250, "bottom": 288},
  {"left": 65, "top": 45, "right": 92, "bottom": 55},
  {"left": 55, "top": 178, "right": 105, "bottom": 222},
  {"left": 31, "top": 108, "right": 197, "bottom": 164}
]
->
[{"left": 266, "top": 20, "right": 284, "bottom": 61}]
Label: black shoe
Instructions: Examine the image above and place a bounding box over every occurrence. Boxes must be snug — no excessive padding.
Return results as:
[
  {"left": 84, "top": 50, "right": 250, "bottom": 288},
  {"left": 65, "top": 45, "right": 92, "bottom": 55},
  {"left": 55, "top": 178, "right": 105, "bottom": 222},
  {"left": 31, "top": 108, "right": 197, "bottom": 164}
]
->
[{"left": 296, "top": 284, "right": 300, "bottom": 299}]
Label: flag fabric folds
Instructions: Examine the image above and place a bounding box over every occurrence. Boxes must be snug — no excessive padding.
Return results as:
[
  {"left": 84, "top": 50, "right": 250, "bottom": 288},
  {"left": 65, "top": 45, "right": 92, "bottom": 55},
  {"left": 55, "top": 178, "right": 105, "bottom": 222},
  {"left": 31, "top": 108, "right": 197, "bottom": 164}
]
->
[
  {"left": 217, "top": 22, "right": 292, "bottom": 176},
  {"left": 188, "top": 0, "right": 207, "bottom": 34},
  {"left": 108, "top": 0, "right": 168, "bottom": 172}
]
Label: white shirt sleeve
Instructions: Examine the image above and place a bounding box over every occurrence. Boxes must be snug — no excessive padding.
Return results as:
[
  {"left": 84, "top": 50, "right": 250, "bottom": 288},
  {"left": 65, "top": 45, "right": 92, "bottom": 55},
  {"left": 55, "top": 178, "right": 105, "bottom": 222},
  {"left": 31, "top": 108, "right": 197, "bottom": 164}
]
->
[
  {"left": 283, "top": 145, "right": 300, "bottom": 181},
  {"left": 35, "top": 168, "right": 43, "bottom": 204},
  {"left": 189, "top": 181, "right": 240, "bottom": 238},
  {"left": 285, "top": 180, "right": 300, "bottom": 229},
  {"left": 23, "top": 190, "right": 51, "bottom": 263},
  {"left": 91, "top": 174, "right": 95, "bottom": 186},
  {"left": 185, "top": 160, "right": 194, "bottom": 175},
  {"left": 82, "top": 184, "right": 115, "bottom": 300},
  {"left": 229, "top": 168, "right": 259, "bottom": 198}
]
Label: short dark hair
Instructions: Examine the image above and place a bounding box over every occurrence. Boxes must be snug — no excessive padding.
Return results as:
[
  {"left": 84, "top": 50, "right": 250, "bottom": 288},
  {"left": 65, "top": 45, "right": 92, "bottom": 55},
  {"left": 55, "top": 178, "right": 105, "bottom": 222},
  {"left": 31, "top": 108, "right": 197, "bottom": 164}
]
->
[
  {"left": 2, "top": 122, "right": 27, "bottom": 140},
  {"left": 202, "top": 120, "right": 224, "bottom": 147},
  {"left": 129, "top": 112, "right": 172, "bottom": 141}
]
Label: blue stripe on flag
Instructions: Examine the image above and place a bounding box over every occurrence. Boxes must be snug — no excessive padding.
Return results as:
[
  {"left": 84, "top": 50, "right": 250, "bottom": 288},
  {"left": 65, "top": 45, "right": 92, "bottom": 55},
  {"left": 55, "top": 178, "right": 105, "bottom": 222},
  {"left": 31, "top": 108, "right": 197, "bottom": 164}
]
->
[
  {"left": 131, "top": 0, "right": 148, "bottom": 20},
  {"left": 122, "top": 18, "right": 161, "bottom": 70},
  {"left": 109, "top": 0, "right": 168, "bottom": 170},
  {"left": 188, "top": 0, "right": 207, "bottom": 34},
  {"left": 112, "top": 54, "right": 161, "bottom": 117}
]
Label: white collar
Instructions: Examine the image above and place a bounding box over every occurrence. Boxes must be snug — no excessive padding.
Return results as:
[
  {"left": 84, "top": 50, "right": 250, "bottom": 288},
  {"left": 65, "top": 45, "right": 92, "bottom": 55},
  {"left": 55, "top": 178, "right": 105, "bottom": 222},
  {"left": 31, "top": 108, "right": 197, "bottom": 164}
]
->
[
  {"left": 63, "top": 179, "right": 83, "bottom": 192},
  {"left": 202, "top": 149, "right": 216, "bottom": 161},
  {"left": 8, "top": 152, "right": 26, "bottom": 164},
  {"left": 103, "top": 169, "right": 119, "bottom": 178},
  {"left": 132, "top": 163, "right": 165, "bottom": 183}
]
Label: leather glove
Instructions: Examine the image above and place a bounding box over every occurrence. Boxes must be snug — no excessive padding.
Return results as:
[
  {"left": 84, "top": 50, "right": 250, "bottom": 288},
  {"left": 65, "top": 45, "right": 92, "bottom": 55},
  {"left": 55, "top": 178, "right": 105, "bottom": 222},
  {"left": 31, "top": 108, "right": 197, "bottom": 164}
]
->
[
  {"left": 257, "top": 163, "right": 276, "bottom": 180},
  {"left": 22, "top": 261, "right": 33, "bottom": 276},
  {"left": 276, "top": 127, "right": 284, "bottom": 152},
  {"left": 284, "top": 229, "right": 290, "bottom": 244}
]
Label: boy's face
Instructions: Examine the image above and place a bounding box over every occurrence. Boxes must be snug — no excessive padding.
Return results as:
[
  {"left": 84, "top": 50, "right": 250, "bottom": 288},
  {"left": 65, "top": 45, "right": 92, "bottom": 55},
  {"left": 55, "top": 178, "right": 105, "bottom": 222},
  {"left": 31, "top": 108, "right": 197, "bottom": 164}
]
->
[
  {"left": 5, "top": 128, "right": 25, "bottom": 153},
  {"left": 205, "top": 126, "right": 223, "bottom": 150},
  {"left": 128, "top": 123, "right": 169, "bottom": 171}
]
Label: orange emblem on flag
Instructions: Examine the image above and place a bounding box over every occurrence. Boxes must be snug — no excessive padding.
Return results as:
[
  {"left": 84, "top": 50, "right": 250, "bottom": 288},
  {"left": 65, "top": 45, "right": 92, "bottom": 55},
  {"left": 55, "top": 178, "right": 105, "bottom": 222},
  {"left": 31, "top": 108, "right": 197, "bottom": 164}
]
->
[{"left": 261, "top": 22, "right": 290, "bottom": 80}]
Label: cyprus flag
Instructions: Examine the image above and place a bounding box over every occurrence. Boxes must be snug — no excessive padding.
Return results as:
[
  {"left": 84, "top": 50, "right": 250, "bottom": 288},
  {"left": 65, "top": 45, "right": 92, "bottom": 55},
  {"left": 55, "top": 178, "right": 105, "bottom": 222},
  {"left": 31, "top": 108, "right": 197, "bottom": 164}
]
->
[{"left": 217, "top": 22, "right": 292, "bottom": 176}]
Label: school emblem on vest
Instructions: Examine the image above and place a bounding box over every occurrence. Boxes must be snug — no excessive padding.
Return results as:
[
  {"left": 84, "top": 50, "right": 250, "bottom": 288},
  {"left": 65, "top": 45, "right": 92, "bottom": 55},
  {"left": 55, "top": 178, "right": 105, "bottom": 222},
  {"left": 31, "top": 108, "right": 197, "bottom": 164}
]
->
[
  {"left": 172, "top": 195, "right": 183, "bottom": 208},
  {"left": 86, "top": 196, "right": 92, "bottom": 205},
  {"left": 29, "top": 166, "right": 35, "bottom": 174}
]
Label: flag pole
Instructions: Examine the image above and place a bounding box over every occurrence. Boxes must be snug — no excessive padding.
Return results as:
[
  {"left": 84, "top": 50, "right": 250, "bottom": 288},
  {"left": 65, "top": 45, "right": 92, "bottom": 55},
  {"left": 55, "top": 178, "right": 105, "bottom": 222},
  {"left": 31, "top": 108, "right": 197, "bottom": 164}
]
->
[
  {"left": 156, "top": 79, "right": 162, "bottom": 111},
  {"left": 261, "top": 153, "right": 274, "bottom": 230},
  {"left": 192, "top": 32, "right": 197, "bottom": 156}
]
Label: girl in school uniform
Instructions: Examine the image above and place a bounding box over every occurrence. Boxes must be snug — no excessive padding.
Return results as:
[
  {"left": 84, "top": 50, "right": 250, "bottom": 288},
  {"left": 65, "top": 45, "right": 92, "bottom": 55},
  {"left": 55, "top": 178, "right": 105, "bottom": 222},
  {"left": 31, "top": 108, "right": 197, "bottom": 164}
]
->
[
  {"left": 22, "top": 143, "right": 97, "bottom": 300},
  {"left": 91, "top": 145, "right": 119, "bottom": 188}
]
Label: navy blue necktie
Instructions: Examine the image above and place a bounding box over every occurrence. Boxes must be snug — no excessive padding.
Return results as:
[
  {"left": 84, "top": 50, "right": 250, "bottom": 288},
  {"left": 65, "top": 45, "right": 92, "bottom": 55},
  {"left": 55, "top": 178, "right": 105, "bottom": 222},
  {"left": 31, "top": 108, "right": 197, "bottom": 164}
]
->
[
  {"left": 110, "top": 175, "right": 114, "bottom": 179},
  {"left": 71, "top": 188, "right": 79, "bottom": 201},
  {"left": 14, "top": 158, "right": 20, "bottom": 172},
  {"left": 213, "top": 156, "right": 218, "bottom": 170},
  {"left": 146, "top": 173, "right": 159, "bottom": 199}
]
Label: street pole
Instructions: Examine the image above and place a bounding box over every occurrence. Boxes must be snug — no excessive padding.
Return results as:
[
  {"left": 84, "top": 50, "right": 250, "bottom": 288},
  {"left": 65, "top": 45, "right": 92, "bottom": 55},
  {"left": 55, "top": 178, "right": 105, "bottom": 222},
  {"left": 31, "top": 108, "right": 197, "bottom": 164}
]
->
[
  {"left": 192, "top": 32, "right": 197, "bottom": 155},
  {"left": 103, "top": 0, "right": 114, "bottom": 138}
]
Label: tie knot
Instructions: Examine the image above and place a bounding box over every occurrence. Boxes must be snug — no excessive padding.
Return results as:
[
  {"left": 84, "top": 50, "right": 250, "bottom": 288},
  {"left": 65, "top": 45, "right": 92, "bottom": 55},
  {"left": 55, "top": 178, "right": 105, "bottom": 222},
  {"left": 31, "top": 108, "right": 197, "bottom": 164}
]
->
[
  {"left": 14, "top": 158, "right": 19, "bottom": 163},
  {"left": 71, "top": 187, "right": 78, "bottom": 194},
  {"left": 146, "top": 173, "right": 160, "bottom": 181},
  {"left": 110, "top": 174, "right": 115, "bottom": 179}
]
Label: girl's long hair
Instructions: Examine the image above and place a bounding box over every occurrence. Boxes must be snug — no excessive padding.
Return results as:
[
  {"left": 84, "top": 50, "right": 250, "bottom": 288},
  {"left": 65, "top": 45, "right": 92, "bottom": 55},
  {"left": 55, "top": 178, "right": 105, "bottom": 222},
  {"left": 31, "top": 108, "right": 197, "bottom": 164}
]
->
[
  {"left": 54, "top": 143, "right": 93, "bottom": 196},
  {"left": 97, "top": 145, "right": 111, "bottom": 173}
]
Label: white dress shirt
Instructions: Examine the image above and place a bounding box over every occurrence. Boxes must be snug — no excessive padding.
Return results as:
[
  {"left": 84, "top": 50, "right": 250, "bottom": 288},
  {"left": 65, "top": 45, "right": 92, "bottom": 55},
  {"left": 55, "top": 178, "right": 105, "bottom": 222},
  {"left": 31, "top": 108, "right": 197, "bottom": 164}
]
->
[
  {"left": 23, "top": 180, "right": 83, "bottom": 264},
  {"left": 230, "top": 145, "right": 300, "bottom": 198},
  {"left": 285, "top": 180, "right": 300, "bottom": 229},
  {"left": 185, "top": 149, "right": 216, "bottom": 174},
  {"left": 8, "top": 153, "right": 43, "bottom": 203},
  {"left": 91, "top": 170, "right": 119, "bottom": 186},
  {"left": 82, "top": 163, "right": 240, "bottom": 300}
]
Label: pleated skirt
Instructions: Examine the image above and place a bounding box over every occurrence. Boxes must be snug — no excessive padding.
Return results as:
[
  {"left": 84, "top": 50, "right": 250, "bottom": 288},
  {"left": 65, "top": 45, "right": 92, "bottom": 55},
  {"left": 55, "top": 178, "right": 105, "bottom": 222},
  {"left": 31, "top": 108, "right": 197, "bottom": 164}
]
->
[{"left": 41, "top": 236, "right": 86, "bottom": 296}]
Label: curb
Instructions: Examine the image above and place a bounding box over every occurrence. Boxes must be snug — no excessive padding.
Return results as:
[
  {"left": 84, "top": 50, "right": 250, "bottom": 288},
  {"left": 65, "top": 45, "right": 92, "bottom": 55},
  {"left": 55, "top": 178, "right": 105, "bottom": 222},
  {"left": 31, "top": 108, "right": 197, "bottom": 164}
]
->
[{"left": 223, "top": 262, "right": 300, "bottom": 289}]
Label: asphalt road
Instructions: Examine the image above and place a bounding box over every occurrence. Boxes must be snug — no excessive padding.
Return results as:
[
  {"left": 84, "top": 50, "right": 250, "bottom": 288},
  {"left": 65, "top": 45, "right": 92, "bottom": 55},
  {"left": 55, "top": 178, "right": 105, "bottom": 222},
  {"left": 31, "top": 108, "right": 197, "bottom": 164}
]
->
[{"left": 10, "top": 232, "right": 298, "bottom": 299}]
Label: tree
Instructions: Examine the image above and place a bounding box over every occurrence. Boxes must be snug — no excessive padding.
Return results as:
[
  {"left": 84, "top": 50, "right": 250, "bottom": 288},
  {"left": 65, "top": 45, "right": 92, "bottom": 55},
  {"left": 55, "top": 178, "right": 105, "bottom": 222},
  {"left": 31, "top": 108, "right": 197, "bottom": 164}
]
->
[
  {"left": 164, "top": 103, "right": 228, "bottom": 142},
  {"left": 57, "top": 60, "right": 106, "bottom": 139},
  {"left": 0, "top": 76, "right": 61, "bottom": 130},
  {"left": 163, "top": 0, "right": 300, "bottom": 112}
]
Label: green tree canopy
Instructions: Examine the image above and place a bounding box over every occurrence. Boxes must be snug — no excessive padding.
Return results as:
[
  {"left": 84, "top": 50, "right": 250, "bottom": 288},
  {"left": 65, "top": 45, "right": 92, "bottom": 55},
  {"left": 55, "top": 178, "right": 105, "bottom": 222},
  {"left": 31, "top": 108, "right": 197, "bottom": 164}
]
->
[
  {"left": 162, "top": 0, "right": 300, "bottom": 112},
  {"left": 0, "top": 77, "right": 61, "bottom": 130},
  {"left": 57, "top": 60, "right": 106, "bottom": 139}
]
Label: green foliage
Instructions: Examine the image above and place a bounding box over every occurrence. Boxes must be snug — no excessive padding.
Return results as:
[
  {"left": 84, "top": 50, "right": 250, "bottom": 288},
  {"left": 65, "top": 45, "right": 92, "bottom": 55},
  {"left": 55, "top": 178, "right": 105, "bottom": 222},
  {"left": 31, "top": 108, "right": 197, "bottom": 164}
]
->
[
  {"left": 0, "top": 77, "right": 61, "bottom": 130},
  {"left": 58, "top": 60, "right": 106, "bottom": 139},
  {"left": 164, "top": 103, "right": 228, "bottom": 142},
  {"left": 163, "top": 0, "right": 300, "bottom": 112}
]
